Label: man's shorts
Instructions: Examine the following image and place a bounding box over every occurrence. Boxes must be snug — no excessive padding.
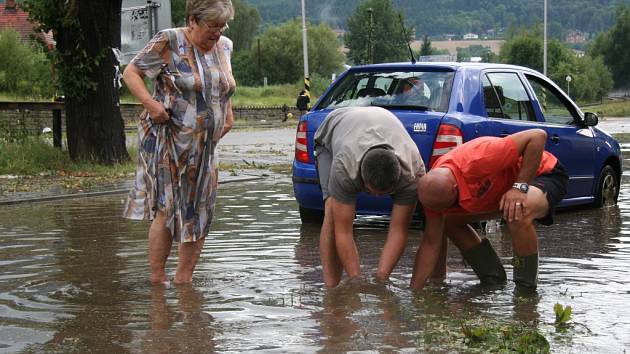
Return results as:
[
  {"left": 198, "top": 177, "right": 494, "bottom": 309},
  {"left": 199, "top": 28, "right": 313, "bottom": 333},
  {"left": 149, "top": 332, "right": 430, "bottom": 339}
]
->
[
  {"left": 314, "top": 145, "right": 333, "bottom": 200},
  {"left": 531, "top": 161, "right": 568, "bottom": 226}
]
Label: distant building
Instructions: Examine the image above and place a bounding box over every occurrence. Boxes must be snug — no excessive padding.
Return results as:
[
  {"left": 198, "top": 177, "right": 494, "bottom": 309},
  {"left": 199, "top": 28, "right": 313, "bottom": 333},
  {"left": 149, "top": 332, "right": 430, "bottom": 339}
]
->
[
  {"left": 565, "top": 30, "right": 587, "bottom": 44},
  {"left": 418, "top": 54, "right": 457, "bottom": 62},
  {"left": 463, "top": 33, "right": 479, "bottom": 40},
  {"left": 572, "top": 49, "right": 585, "bottom": 58},
  {"left": 0, "top": 0, "right": 55, "bottom": 49}
]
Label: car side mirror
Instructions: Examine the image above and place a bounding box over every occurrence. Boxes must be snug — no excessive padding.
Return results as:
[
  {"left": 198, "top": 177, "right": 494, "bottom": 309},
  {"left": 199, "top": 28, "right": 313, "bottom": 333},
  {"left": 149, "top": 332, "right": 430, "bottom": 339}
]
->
[{"left": 583, "top": 112, "right": 598, "bottom": 127}]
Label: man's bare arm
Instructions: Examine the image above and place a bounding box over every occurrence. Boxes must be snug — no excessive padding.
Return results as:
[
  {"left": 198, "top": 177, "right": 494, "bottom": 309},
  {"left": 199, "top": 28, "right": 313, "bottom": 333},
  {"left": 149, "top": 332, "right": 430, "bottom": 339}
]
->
[
  {"left": 410, "top": 214, "right": 446, "bottom": 290},
  {"left": 375, "top": 202, "right": 415, "bottom": 281},
  {"left": 331, "top": 198, "right": 361, "bottom": 278},
  {"left": 508, "top": 129, "right": 547, "bottom": 183},
  {"left": 501, "top": 129, "right": 548, "bottom": 221}
]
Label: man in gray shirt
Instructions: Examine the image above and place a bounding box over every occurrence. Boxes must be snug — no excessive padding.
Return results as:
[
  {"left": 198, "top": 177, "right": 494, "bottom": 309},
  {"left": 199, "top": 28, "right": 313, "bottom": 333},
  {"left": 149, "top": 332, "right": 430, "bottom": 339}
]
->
[{"left": 314, "top": 106, "right": 426, "bottom": 288}]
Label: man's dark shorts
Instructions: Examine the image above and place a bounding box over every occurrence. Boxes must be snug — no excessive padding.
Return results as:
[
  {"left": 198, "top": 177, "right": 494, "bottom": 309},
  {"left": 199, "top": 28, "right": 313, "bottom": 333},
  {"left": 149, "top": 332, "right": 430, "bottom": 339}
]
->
[{"left": 531, "top": 161, "right": 568, "bottom": 226}]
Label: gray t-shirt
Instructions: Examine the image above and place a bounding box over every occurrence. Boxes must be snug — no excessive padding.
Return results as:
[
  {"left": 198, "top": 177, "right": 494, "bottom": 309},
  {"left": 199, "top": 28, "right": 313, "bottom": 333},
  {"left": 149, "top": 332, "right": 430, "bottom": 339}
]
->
[{"left": 314, "top": 106, "right": 425, "bottom": 204}]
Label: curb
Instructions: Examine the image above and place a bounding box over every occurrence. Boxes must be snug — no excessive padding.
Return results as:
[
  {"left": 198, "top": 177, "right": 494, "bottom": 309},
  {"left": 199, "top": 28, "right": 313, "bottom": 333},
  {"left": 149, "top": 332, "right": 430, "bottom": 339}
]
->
[{"left": 0, "top": 175, "right": 262, "bottom": 206}]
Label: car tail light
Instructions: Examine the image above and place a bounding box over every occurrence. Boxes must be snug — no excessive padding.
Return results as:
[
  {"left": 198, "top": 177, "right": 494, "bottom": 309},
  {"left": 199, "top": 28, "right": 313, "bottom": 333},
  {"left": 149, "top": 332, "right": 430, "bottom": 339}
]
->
[
  {"left": 429, "top": 123, "right": 463, "bottom": 167},
  {"left": 295, "top": 121, "right": 310, "bottom": 163}
]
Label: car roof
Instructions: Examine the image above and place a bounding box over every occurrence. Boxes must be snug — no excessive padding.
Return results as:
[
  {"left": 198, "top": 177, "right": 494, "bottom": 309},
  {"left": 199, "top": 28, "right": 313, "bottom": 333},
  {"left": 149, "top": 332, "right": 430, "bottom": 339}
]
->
[{"left": 347, "top": 62, "right": 542, "bottom": 76}]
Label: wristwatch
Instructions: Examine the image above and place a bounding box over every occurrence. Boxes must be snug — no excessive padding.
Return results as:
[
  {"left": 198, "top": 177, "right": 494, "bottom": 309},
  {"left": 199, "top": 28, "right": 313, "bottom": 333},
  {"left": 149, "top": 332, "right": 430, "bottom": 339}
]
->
[{"left": 513, "top": 182, "right": 529, "bottom": 193}]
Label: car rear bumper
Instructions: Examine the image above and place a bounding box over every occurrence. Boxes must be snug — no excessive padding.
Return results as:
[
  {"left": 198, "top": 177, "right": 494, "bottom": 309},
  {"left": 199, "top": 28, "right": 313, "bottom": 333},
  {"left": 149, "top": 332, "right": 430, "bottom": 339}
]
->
[
  {"left": 292, "top": 160, "right": 395, "bottom": 215},
  {"left": 292, "top": 160, "right": 324, "bottom": 211}
]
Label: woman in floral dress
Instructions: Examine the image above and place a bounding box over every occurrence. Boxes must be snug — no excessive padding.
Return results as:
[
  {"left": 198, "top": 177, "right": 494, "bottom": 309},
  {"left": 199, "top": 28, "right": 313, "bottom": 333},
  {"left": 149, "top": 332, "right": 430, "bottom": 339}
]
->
[{"left": 123, "top": 0, "right": 235, "bottom": 285}]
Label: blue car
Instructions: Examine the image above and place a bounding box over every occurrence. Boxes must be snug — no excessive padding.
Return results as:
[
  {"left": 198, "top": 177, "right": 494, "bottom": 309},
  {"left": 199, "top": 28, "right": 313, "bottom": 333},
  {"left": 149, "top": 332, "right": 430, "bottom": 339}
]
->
[{"left": 292, "top": 62, "right": 622, "bottom": 223}]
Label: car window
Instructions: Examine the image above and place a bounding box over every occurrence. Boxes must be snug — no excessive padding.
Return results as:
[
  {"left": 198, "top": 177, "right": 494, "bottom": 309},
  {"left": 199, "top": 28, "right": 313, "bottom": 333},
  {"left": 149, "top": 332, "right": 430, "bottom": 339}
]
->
[
  {"left": 525, "top": 75, "right": 578, "bottom": 125},
  {"left": 355, "top": 76, "right": 394, "bottom": 96},
  {"left": 483, "top": 72, "right": 536, "bottom": 121},
  {"left": 482, "top": 76, "right": 504, "bottom": 118},
  {"left": 318, "top": 70, "right": 454, "bottom": 113}
]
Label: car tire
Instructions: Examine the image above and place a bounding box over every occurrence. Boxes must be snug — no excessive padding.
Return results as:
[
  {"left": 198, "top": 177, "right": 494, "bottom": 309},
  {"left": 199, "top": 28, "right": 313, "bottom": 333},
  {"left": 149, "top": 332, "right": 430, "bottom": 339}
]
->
[
  {"left": 593, "top": 165, "right": 619, "bottom": 208},
  {"left": 299, "top": 206, "right": 324, "bottom": 224}
]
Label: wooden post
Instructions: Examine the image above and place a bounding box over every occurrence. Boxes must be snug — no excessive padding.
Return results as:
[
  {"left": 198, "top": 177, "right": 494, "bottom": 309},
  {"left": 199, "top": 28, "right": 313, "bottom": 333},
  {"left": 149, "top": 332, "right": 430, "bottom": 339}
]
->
[{"left": 53, "top": 97, "right": 64, "bottom": 148}]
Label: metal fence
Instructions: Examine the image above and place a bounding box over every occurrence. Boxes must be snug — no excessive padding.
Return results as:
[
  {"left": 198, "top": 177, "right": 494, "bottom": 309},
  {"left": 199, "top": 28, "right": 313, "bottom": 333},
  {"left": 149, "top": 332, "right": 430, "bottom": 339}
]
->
[{"left": 0, "top": 102, "right": 300, "bottom": 148}]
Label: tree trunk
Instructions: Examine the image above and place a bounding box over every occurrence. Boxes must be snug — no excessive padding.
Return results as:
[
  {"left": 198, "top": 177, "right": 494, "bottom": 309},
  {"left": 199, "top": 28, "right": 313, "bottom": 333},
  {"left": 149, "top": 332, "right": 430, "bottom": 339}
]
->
[{"left": 59, "top": 0, "right": 128, "bottom": 164}]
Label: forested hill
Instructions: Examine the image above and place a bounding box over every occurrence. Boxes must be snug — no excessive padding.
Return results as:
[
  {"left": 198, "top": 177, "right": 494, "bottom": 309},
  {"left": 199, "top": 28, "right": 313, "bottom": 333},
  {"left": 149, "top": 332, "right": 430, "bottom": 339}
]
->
[{"left": 243, "top": 0, "right": 630, "bottom": 37}]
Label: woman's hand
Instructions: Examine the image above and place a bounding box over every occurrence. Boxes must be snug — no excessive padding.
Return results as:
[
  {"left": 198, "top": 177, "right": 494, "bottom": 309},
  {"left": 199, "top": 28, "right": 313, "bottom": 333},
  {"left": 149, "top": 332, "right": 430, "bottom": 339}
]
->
[
  {"left": 122, "top": 63, "right": 170, "bottom": 124},
  {"left": 144, "top": 98, "right": 170, "bottom": 124}
]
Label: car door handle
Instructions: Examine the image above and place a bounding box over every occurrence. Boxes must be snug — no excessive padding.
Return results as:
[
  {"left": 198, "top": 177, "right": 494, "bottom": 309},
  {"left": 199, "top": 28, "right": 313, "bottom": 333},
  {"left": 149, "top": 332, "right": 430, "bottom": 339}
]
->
[
  {"left": 500, "top": 133, "right": 509, "bottom": 137},
  {"left": 551, "top": 135, "right": 560, "bottom": 143}
]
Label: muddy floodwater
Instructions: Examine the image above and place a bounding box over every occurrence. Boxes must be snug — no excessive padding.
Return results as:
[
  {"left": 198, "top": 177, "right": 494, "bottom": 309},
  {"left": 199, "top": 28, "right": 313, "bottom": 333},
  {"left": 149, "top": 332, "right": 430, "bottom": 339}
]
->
[{"left": 2, "top": 167, "right": 630, "bottom": 352}]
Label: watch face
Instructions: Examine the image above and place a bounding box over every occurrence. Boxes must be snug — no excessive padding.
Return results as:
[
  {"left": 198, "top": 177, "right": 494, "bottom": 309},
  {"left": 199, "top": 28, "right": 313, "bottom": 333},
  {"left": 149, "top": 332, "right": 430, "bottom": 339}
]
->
[{"left": 514, "top": 183, "right": 529, "bottom": 193}]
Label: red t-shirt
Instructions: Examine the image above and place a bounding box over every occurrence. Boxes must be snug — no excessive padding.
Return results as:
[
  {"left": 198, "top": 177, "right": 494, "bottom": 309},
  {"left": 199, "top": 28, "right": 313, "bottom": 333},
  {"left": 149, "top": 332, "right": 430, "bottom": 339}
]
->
[{"left": 427, "top": 136, "right": 558, "bottom": 216}]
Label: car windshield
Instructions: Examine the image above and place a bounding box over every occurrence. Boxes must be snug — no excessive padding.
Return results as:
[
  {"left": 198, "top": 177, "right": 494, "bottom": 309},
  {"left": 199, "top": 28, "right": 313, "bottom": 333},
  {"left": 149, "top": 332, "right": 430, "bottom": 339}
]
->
[{"left": 318, "top": 70, "right": 454, "bottom": 112}]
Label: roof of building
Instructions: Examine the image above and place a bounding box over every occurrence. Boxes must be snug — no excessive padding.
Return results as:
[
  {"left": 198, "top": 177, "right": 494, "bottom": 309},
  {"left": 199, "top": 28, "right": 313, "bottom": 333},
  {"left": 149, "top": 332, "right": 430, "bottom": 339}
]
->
[{"left": 0, "top": 2, "right": 55, "bottom": 49}]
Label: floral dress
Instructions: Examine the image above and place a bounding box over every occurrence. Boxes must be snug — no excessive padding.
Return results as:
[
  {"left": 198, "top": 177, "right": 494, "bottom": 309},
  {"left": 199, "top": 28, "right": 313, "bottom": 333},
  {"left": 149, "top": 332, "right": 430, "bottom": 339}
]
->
[{"left": 123, "top": 28, "right": 236, "bottom": 243}]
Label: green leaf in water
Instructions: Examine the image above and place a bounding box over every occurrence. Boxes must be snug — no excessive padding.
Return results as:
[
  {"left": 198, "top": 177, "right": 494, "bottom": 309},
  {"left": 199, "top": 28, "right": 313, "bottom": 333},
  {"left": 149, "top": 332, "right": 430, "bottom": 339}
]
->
[{"left": 554, "top": 303, "right": 572, "bottom": 326}]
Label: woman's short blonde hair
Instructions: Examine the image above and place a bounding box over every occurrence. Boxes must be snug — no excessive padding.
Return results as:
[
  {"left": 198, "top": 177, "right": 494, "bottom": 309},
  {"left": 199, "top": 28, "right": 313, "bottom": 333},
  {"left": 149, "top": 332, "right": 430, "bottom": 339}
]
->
[{"left": 186, "top": 0, "right": 234, "bottom": 25}]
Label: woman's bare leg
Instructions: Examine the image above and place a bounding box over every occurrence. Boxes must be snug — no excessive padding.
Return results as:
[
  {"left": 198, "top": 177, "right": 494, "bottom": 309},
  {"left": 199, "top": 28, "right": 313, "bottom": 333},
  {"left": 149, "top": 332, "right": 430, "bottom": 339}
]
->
[
  {"left": 174, "top": 237, "right": 206, "bottom": 284},
  {"left": 148, "top": 211, "right": 172, "bottom": 285}
]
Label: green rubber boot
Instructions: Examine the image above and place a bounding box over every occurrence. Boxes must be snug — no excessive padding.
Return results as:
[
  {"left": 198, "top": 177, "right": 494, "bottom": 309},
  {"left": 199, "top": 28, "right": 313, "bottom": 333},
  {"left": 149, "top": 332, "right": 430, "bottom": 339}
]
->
[
  {"left": 461, "top": 238, "right": 507, "bottom": 285},
  {"left": 512, "top": 253, "right": 539, "bottom": 291}
]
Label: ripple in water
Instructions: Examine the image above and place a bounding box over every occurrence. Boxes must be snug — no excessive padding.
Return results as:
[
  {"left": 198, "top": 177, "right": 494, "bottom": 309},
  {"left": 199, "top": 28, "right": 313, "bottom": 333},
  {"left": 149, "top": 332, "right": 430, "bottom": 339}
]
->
[{"left": 0, "top": 173, "right": 629, "bottom": 352}]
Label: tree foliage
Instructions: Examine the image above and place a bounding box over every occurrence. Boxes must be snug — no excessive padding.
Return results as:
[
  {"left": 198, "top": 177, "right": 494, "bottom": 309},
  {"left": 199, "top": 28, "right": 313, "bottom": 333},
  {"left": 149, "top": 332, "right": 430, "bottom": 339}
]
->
[
  {"left": 171, "top": 0, "right": 261, "bottom": 52},
  {"left": 21, "top": 0, "right": 128, "bottom": 163},
  {"left": 233, "top": 19, "right": 344, "bottom": 86},
  {"left": 170, "top": 0, "right": 186, "bottom": 26},
  {"left": 588, "top": 5, "right": 630, "bottom": 88},
  {"left": 500, "top": 28, "right": 613, "bottom": 102},
  {"left": 245, "top": 0, "right": 626, "bottom": 39},
  {"left": 456, "top": 44, "right": 496, "bottom": 62},
  {"left": 419, "top": 35, "right": 432, "bottom": 56},
  {"left": 226, "top": 0, "right": 261, "bottom": 52},
  {"left": 0, "top": 29, "right": 53, "bottom": 98},
  {"left": 344, "top": 0, "right": 412, "bottom": 65},
  {"left": 21, "top": 0, "right": 101, "bottom": 98}
]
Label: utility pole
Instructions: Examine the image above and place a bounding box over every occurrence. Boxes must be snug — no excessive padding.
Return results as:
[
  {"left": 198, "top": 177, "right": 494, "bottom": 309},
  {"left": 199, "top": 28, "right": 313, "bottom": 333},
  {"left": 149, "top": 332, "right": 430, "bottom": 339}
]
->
[
  {"left": 257, "top": 39, "right": 261, "bottom": 84},
  {"left": 301, "top": 0, "right": 310, "bottom": 98},
  {"left": 367, "top": 8, "right": 374, "bottom": 64},
  {"left": 543, "top": 0, "right": 547, "bottom": 76}
]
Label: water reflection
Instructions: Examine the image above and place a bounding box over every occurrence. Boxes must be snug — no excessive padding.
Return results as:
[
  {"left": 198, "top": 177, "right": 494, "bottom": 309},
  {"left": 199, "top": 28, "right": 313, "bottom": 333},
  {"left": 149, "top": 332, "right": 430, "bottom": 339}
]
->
[
  {"left": 0, "top": 174, "right": 629, "bottom": 352},
  {"left": 317, "top": 281, "right": 413, "bottom": 353},
  {"left": 140, "top": 285, "right": 216, "bottom": 353},
  {"left": 46, "top": 200, "right": 133, "bottom": 352}
]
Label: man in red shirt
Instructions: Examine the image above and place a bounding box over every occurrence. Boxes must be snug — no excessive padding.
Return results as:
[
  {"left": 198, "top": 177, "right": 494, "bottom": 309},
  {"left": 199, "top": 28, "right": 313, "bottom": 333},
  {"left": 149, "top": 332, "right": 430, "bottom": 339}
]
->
[{"left": 411, "top": 129, "right": 568, "bottom": 291}]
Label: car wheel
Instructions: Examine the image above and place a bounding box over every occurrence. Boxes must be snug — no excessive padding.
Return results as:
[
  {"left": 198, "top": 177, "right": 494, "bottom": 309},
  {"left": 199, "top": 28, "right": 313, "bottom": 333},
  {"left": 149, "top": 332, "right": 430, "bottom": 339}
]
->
[
  {"left": 299, "top": 206, "right": 324, "bottom": 224},
  {"left": 593, "top": 165, "right": 618, "bottom": 208}
]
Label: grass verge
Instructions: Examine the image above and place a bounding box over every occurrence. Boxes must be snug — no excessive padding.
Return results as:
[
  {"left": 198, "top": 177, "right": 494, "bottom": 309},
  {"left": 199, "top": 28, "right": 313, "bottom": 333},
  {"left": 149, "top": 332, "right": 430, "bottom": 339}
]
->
[
  {"left": 611, "top": 132, "right": 630, "bottom": 143},
  {"left": 0, "top": 137, "right": 136, "bottom": 176},
  {"left": 582, "top": 99, "right": 630, "bottom": 118},
  {"left": 121, "top": 83, "right": 319, "bottom": 107},
  {"left": 0, "top": 137, "right": 291, "bottom": 197},
  {"left": 0, "top": 137, "right": 136, "bottom": 195}
]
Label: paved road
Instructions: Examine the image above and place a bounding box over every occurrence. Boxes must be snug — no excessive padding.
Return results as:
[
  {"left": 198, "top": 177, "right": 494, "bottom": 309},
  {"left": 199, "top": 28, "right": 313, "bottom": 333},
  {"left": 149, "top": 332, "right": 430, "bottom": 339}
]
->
[
  {"left": 596, "top": 117, "right": 630, "bottom": 134},
  {"left": 217, "top": 127, "right": 296, "bottom": 165},
  {"left": 220, "top": 127, "right": 296, "bottom": 145}
]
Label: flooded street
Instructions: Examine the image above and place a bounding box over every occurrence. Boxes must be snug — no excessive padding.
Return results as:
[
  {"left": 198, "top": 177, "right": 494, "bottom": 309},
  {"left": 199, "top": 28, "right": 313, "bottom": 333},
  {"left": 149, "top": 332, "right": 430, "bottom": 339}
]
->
[{"left": 2, "top": 156, "right": 630, "bottom": 352}]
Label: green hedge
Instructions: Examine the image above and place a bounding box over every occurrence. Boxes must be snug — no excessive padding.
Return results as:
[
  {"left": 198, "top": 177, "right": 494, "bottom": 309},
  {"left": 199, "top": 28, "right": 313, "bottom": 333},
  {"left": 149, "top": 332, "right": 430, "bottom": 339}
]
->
[{"left": 0, "top": 29, "right": 54, "bottom": 99}]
